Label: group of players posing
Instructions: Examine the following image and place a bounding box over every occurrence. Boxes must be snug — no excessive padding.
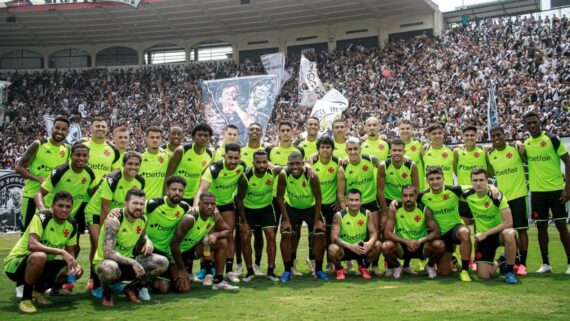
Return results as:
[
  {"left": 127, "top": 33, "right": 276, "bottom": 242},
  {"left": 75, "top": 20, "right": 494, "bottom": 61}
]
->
[{"left": 4, "top": 111, "right": 570, "bottom": 313}]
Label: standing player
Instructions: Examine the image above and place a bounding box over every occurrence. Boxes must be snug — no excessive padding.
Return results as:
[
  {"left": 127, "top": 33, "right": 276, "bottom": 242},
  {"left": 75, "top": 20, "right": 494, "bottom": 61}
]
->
[
  {"left": 16, "top": 116, "right": 70, "bottom": 231},
  {"left": 266, "top": 121, "right": 305, "bottom": 275},
  {"left": 382, "top": 185, "right": 444, "bottom": 279},
  {"left": 139, "top": 126, "right": 169, "bottom": 199},
  {"left": 4, "top": 192, "right": 82, "bottom": 314},
  {"left": 166, "top": 123, "right": 213, "bottom": 204},
  {"left": 213, "top": 124, "right": 239, "bottom": 162},
  {"left": 421, "top": 123, "right": 454, "bottom": 185},
  {"left": 360, "top": 116, "right": 390, "bottom": 162},
  {"left": 312, "top": 136, "right": 345, "bottom": 271},
  {"left": 144, "top": 176, "right": 190, "bottom": 293},
  {"left": 236, "top": 150, "right": 280, "bottom": 281},
  {"left": 453, "top": 125, "right": 488, "bottom": 225},
  {"left": 523, "top": 111, "right": 570, "bottom": 274},
  {"left": 163, "top": 126, "right": 184, "bottom": 156},
  {"left": 398, "top": 119, "right": 425, "bottom": 191},
  {"left": 83, "top": 116, "right": 121, "bottom": 183},
  {"left": 85, "top": 152, "right": 145, "bottom": 293},
  {"left": 332, "top": 119, "right": 348, "bottom": 159},
  {"left": 296, "top": 117, "right": 320, "bottom": 160},
  {"left": 328, "top": 189, "right": 382, "bottom": 280},
  {"left": 377, "top": 139, "right": 419, "bottom": 215},
  {"left": 239, "top": 123, "right": 266, "bottom": 276},
  {"left": 417, "top": 167, "right": 472, "bottom": 281},
  {"left": 94, "top": 189, "right": 169, "bottom": 306},
  {"left": 241, "top": 123, "right": 265, "bottom": 168},
  {"left": 112, "top": 125, "right": 130, "bottom": 161},
  {"left": 194, "top": 143, "right": 247, "bottom": 283},
  {"left": 463, "top": 168, "right": 518, "bottom": 283},
  {"left": 170, "top": 192, "right": 237, "bottom": 291},
  {"left": 34, "top": 142, "right": 98, "bottom": 256},
  {"left": 277, "top": 153, "right": 328, "bottom": 282},
  {"left": 488, "top": 126, "right": 529, "bottom": 275}
]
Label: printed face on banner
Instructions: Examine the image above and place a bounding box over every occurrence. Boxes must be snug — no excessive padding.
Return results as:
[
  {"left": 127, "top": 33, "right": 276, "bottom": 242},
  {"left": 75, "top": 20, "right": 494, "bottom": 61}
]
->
[{"left": 201, "top": 75, "right": 279, "bottom": 145}]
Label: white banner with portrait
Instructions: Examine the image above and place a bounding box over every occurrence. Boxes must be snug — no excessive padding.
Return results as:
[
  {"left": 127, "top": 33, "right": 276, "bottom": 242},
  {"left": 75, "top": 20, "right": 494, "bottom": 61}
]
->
[
  {"left": 310, "top": 89, "right": 349, "bottom": 135},
  {"left": 298, "top": 54, "right": 326, "bottom": 107},
  {"left": 201, "top": 75, "right": 279, "bottom": 145},
  {"left": 0, "top": 170, "right": 25, "bottom": 233},
  {"left": 44, "top": 116, "right": 82, "bottom": 145}
]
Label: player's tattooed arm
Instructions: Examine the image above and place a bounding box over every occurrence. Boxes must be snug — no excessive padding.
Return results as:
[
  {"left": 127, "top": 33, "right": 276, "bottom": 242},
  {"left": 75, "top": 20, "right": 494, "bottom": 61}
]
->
[
  {"left": 103, "top": 218, "right": 140, "bottom": 268},
  {"left": 422, "top": 207, "right": 441, "bottom": 243},
  {"left": 137, "top": 253, "right": 168, "bottom": 276},
  {"left": 236, "top": 175, "right": 248, "bottom": 224},
  {"left": 332, "top": 212, "right": 350, "bottom": 249},
  {"left": 15, "top": 141, "right": 43, "bottom": 182}
]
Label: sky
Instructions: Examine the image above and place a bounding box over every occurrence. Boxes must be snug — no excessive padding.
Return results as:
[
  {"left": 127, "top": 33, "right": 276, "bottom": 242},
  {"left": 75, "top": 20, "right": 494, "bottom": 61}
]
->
[{"left": 432, "top": 0, "right": 549, "bottom": 13}]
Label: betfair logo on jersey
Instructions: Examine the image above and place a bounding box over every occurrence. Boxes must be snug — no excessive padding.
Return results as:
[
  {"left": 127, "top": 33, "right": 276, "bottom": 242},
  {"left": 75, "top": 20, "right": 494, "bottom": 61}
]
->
[
  {"left": 473, "top": 212, "right": 497, "bottom": 221},
  {"left": 42, "top": 239, "right": 66, "bottom": 249},
  {"left": 348, "top": 176, "right": 373, "bottom": 186},
  {"left": 495, "top": 167, "right": 518, "bottom": 176},
  {"left": 528, "top": 155, "right": 551, "bottom": 162},
  {"left": 432, "top": 207, "right": 456, "bottom": 216},
  {"left": 149, "top": 223, "right": 176, "bottom": 232},
  {"left": 177, "top": 170, "right": 201, "bottom": 179},
  {"left": 116, "top": 242, "right": 136, "bottom": 254},
  {"left": 340, "top": 233, "right": 366, "bottom": 242},
  {"left": 37, "top": 164, "right": 56, "bottom": 172},
  {"left": 215, "top": 184, "right": 237, "bottom": 190},
  {"left": 141, "top": 171, "right": 166, "bottom": 178},
  {"left": 92, "top": 163, "right": 112, "bottom": 172},
  {"left": 458, "top": 164, "right": 478, "bottom": 171}
]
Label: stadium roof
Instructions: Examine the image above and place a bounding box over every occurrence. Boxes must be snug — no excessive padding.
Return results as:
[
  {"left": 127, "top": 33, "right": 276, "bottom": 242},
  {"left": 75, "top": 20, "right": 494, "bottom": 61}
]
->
[
  {"left": 0, "top": 0, "right": 438, "bottom": 48},
  {"left": 442, "top": 0, "right": 540, "bottom": 24}
]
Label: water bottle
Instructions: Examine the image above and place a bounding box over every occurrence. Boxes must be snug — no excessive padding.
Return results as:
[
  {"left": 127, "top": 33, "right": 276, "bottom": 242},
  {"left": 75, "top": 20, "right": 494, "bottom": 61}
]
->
[
  {"left": 63, "top": 268, "right": 77, "bottom": 290},
  {"left": 203, "top": 237, "right": 211, "bottom": 258}
]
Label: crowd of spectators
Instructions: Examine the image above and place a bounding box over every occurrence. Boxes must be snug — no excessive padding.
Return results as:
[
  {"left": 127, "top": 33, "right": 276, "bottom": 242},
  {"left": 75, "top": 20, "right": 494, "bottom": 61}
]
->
[{"left": 1, "top": 14, "right": 569, "bottom": 168}]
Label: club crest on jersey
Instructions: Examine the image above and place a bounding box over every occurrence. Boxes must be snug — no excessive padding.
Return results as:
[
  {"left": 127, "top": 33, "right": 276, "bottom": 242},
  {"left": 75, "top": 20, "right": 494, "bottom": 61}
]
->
[
  {"left": 414, "top": 215, "right": 421, "bottom": 222},
  {"left": 506, "top": 152, "right": 513, "bottom": 159},
  {"left": 63, "top": 229, "right": 70, "bottom": 237},
  {"left": 60, "top": 150, "right": 66, "bottom": 157},
  {"left": 236, "top": 169, "right": 241, "bottom": 174},
  {"left": 175, "top": 211, "right": 181, "bottom": 218},
  {"left": 357, "top": 219, "right": 364, "bottom": 226},
  {"left": 136, "top": 226, "right": 142, "bottom": 234},
  {"left": 540, "top": 141, "right": 547, "bottom": 148},
  {"left": 442, "top": 152, "right": 448, "bottom": 159},
  {"left": 81, "top": 177, "right": 87, "bottom": 184},
  {"left": 411, "top": 146, "right": 417, "bottom": 152},
  {"left": 265, "top": 179, "right": 272, "bottom": 186},
  {"left": 328, "top": 167, "right": 334, "bottom": 173},
  {"left": 442, "top": 194, "right": 449, "bottom": 200},
  {"left": 104, "top": 149, "right": 111, "bottom": 157},
  {"left": 362, "top": 165, "right": 369, "bottom": 171},
  {"left": 484, "top": 202, "right": 490, "bottom": 208},
  {"left": 379, "top": 145, "right": 385, "bottom": 150},
  {"left": 158, "top": 156, "right": 165, "bottom": 163},
  {"left": 201, "top": 160, "right": 208, "bottom": 167},
  {"left": 401, "top": 172, "right": 408, "bottom": 179},
  {"left": 473, "top": 152, "right": 480, "bottom": 158}
]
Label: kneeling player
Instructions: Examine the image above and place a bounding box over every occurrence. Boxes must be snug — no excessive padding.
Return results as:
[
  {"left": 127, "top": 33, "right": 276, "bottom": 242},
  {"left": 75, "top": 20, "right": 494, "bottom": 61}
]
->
[
  {"left": 171, "top": 192, "right": 237, "bottom": 291},
  {"left": 328, "top": 189, "right": 382, "bottom": 280},
  {"left": 382, "top": 185, "right": 445, "bottom": 279},
  {"left": 464, "top": 168, "right": 518, "bottom": 284},
  {"left": 4, "top": 192, "right": 83, "bottom": 314},
  {"left": 94, "top": 189, "right": 169, "bottom": 306}
]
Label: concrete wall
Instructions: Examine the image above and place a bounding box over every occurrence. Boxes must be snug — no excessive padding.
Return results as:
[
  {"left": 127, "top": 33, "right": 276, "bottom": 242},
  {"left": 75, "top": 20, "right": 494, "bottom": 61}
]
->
[{"left": 0, "top": 13, "right": 442, "bottom": 70}]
